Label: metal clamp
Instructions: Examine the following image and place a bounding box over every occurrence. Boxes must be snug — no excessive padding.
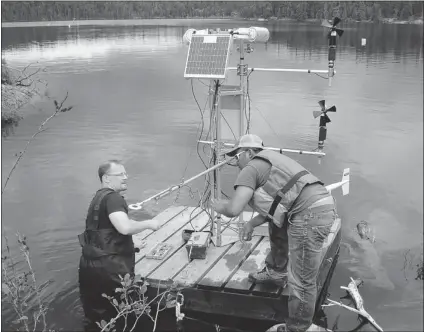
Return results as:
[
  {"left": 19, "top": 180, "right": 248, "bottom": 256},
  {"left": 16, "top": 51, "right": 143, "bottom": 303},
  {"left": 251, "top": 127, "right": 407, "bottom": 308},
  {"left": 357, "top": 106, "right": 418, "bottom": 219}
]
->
[
  {"left": 245, "top": 43, "right": 254, "bottom": 53},
  {"left": 175, "top": 292, "right": 185, "bottom": 322},
  {"left": 237, "top": 64, "right": 248, "bottom": 76}
]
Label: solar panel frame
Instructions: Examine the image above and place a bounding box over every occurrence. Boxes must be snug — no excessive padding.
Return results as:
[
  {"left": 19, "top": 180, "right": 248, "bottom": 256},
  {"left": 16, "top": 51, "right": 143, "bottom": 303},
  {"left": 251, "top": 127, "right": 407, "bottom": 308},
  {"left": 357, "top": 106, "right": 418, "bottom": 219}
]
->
[{"left": 184, "top": 34, "right": 232, "bottom": 79}]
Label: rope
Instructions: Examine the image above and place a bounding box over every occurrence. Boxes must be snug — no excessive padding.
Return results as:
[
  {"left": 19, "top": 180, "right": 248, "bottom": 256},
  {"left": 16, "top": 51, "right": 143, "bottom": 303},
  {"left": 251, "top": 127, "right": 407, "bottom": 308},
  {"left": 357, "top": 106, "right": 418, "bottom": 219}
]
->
[
  {"left": 244, "top": 74, "right": 280, "bottom": 141},
  {"left": 253, "top": 102, "right": 281, "bottom": 139}
]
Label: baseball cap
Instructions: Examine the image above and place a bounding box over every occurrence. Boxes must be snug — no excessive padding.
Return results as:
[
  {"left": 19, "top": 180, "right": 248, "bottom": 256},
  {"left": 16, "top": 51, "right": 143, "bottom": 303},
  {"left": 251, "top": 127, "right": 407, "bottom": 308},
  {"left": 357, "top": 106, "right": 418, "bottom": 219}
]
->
[{"left": 225, "top": 134, "right": 264, "bottom": 157}]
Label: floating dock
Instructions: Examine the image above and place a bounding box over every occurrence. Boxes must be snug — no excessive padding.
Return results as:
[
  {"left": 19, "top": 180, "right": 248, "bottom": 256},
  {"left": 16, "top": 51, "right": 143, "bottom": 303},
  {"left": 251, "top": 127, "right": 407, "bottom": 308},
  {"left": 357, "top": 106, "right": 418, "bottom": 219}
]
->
[{"left": 133, "top": 205, "right": 341, "bottom": 324}]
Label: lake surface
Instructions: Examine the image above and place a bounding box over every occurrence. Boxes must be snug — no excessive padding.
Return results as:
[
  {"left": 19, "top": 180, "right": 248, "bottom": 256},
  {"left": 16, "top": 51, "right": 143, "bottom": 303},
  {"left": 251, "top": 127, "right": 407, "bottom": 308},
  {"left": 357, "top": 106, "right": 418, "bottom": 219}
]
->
[{"left": 1, "top": 19, "right": 423, "bottom": 331}]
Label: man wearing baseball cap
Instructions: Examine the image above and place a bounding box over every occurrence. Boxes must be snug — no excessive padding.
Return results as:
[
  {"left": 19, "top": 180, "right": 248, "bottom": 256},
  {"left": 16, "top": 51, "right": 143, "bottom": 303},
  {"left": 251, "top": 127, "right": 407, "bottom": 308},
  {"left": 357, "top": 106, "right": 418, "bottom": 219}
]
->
[{"left": 211, "top": 134, "right": 336, "bottom": 332}]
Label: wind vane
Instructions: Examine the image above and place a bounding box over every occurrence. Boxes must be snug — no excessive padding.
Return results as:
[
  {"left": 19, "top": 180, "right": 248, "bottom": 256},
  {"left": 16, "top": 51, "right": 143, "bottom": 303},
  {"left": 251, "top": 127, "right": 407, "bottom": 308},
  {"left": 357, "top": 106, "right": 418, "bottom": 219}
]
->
[{"left": 314, "top": 100, "right": 337, "bottom": 163}]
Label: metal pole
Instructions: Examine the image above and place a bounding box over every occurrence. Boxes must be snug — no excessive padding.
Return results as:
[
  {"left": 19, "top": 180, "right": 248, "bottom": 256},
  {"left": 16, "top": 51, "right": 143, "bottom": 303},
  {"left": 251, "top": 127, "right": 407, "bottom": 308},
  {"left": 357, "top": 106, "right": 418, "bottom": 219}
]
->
[
  {"left": 228, "top": 67, "right": 331, "bottom": 74},
  {"left": 128, "top": 156, "right": 237, "bottom": 210},
  {"left": 215, "top": 80, "right": 222, "bottom": 247},
  {"left": 238, "top": 39, "right": 246, "bottom": 235},
  {"left": 209, "top": 80, "right": 216, "bottom": 233},
  {"left": 239, "top": 40, "right": 246, "bottom": 135},
  {"left": 198, "top": 140, "right": 326, "bottom": 156}
]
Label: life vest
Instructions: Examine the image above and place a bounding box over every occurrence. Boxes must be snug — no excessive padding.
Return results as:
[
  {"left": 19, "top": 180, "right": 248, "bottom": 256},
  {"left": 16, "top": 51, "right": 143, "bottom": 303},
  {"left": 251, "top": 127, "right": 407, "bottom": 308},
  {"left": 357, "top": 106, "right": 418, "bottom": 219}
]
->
[
  {"left": 248, "top": 150, "right": 324, "bottom": 227},
  {"left": 78, "top": 188, "right": 135, "bottom": 279}
]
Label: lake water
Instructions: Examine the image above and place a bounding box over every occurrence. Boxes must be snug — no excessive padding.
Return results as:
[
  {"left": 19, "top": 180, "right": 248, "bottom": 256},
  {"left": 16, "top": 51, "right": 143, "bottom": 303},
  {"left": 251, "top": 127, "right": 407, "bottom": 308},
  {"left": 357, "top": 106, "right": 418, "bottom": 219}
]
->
[{"left": 1, "top": 19, "right": 423, "bottom": 331}]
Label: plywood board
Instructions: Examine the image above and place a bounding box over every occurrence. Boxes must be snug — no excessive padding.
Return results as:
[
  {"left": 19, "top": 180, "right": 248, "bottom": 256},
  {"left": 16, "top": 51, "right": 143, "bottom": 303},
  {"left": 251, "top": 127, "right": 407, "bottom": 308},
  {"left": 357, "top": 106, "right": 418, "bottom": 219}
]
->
[
  {"left": 135, "top": 210, "right": 211, "bottom": 277},
  {"left": 132, "top": 205, "right": 188, "bottom": 248},
  {"left": 148, "top": 223, "right": 236, "bottom": 284},
  {"left": 171, "top": 226, "right": 240, "bottom": 286},
  {"left": 134, "top": 206, "right": 203, "bottom": 263},
  {"left": 224, "top": 237, "right": 271, "bottom": 293}
]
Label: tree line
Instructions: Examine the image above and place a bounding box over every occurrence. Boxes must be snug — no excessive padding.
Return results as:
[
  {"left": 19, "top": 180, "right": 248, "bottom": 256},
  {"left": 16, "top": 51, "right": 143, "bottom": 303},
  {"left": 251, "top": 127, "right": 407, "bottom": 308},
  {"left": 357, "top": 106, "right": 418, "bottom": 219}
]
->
[{"left": 1, "top": 1, "right": 423, "bottom": 23}]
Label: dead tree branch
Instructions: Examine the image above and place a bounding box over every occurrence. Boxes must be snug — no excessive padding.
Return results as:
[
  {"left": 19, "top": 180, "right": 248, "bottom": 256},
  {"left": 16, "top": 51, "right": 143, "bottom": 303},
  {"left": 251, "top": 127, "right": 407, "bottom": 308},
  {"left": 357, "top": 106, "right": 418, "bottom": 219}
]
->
[
  {"left": 323, "top": 277, "right": 384, "bottom": 332},
  {"left": 2, "top": 92, "right": 73, "bottom": 194}
]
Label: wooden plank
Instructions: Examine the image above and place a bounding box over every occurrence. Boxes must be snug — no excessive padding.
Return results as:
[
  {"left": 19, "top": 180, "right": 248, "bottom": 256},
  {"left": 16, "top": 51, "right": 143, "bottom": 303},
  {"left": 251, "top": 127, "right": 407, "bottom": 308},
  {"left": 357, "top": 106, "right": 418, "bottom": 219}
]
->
[
  {"left": 171, "top": 226, "right": 240, "bottom": 286},
  {"left": 145, "top": 286, "right": 288, "bottom": 322},
  {"left": 134, "top": 206, "right": 203, "bottom": 263},
  {"left": 197, "top": 235, "right": 263, "bottom": 289},
  {"left": 134, "top": 210, "right": 211, "bottom": 277},
  {"left": 224, "top": 237, "right": 271, "bottom": 293},
  {"left": 132, "top": 205, "right": 188, "bottom": 248},
  {"left": 149, "top": 224, "right": 237, "bottom": 284}
]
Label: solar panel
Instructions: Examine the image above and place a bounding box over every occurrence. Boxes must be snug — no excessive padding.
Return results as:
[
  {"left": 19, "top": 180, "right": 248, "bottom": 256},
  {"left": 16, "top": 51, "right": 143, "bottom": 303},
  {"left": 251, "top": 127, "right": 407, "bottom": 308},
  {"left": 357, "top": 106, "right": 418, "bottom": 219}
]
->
[{"left": 184, "top": 34, "right": 232, "bottom": 79}]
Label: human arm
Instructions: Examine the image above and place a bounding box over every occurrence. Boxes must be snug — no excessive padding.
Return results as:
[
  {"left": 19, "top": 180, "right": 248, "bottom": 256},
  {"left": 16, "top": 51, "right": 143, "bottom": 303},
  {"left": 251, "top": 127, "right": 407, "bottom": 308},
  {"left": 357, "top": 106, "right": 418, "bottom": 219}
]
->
[
  {"left": 109, "top": 212, "right": 159, "bottom": 235},
  {"left": 211, "top": 185, "right": 254, "bottom": 218},
  {"left": 105, "top": 192, "right": 159, "bottom": 235},
  {"left": 241, "top": 213, "right": 268, "bottom": 241},
  {"left": 211, "top": 158, "right": 270, "bottom": 218}
]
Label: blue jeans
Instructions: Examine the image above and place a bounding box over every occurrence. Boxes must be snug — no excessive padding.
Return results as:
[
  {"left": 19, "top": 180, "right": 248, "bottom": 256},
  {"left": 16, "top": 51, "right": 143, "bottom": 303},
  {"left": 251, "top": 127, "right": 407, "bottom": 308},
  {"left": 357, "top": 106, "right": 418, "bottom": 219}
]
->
[
  {"left": 286, "top": 208, "right": 335, "bottom": 332},
  {"left": 265, "top": 215, "right": 289, "bottom": 273}
]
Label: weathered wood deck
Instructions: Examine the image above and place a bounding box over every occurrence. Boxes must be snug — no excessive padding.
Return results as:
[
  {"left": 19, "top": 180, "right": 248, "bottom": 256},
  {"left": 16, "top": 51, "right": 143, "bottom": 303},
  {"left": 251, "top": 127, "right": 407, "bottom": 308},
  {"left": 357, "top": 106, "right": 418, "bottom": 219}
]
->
[{"left": 133, "top": 205, "right": 341, "bottom": 323}]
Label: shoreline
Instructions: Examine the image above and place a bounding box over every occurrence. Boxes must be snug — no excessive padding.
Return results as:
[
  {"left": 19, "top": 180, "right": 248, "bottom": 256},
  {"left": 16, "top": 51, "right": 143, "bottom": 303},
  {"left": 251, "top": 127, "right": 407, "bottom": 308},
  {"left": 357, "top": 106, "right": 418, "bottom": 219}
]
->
[
  {"left": 1, "top": 83, "right": 43, "bottom": 126},
  {"left": 2, "top": 17, "right": 423, "bottom": 28}
]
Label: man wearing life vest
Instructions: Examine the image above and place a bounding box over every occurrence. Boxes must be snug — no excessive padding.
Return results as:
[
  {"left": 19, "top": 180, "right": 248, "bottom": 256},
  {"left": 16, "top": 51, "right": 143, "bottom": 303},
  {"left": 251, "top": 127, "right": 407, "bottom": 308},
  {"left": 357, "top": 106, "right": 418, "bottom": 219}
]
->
[
  {"left": 78, "top": 160, "right": 160, "bottom": 331},
  {"left": 211, "top": 134, "right": 336, "bottom": 332}
]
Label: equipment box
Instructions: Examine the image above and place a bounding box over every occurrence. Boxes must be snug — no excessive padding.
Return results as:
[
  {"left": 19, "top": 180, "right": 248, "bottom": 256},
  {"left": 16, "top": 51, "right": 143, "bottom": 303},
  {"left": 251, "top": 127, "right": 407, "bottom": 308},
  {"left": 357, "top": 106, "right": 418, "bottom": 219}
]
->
[{"left": 185, "top": 231, "right": 211, "bottom": 260}]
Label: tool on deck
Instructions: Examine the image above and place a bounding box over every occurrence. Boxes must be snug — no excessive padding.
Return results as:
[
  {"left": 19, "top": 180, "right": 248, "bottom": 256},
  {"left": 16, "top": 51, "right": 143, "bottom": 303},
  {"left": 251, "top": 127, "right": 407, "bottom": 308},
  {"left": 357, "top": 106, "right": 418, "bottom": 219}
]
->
[{"left": 145, "top": 242, "right": 173, "bottom": 260}]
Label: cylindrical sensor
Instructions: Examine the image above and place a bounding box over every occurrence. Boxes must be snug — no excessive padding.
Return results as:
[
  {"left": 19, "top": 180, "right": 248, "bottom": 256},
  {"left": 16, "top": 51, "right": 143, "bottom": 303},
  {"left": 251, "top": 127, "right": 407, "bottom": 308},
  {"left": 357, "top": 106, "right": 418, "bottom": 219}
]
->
[
  {"left": 328, "top": 48, "right": 336, "bottom": 61},
  {"left": 319, "top": 126, "right": 327, "bottom": 141},
  {"left": 248, "top": 27, "right": 270, "bottom": 43}
]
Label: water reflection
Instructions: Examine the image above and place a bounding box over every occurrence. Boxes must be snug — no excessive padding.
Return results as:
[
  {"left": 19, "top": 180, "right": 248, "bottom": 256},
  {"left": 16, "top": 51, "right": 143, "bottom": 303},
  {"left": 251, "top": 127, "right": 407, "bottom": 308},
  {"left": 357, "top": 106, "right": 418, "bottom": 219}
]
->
[
  {"left": 2, "top": 21, "right": 422, "bottom": 66},
  {"left": 2, "top": 30, "right": 183, "bottom": 63},
  {"left": 268, "top": 23, "right": 423, "bottom": 65}
]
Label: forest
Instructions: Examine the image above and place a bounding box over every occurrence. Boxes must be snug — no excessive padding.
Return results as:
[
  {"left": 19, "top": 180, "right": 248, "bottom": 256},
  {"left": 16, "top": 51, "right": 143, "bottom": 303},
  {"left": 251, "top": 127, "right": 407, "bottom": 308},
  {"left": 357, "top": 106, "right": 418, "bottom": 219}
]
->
[{"left": 1, "top": 1, "right": 423, "bottom": 23}]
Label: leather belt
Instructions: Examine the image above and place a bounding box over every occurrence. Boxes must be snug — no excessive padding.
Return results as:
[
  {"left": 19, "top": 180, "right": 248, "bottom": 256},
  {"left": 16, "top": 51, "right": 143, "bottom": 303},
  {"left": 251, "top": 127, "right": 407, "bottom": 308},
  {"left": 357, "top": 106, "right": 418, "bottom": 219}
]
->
[
  {"left": 292, "top": 195, "right": 335, "bottom": 219},
  {"left": 308, "top": 196, "right": 334, "bottom": 209}
]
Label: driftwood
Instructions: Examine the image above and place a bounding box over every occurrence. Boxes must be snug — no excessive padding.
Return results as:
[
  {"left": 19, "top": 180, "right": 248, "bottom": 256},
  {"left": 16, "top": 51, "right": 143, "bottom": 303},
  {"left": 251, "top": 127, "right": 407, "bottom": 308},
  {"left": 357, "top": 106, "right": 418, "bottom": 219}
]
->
[{"left": 323, "top": 277, "right": 383, "bottom": 332}]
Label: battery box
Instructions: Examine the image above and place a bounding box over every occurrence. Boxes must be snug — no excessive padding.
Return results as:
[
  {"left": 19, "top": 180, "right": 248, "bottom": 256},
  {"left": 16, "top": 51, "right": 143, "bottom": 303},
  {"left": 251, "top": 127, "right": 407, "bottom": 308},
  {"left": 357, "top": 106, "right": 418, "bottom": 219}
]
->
[{"left": 185, "top": 231, "right": 211, "bottom": 260}]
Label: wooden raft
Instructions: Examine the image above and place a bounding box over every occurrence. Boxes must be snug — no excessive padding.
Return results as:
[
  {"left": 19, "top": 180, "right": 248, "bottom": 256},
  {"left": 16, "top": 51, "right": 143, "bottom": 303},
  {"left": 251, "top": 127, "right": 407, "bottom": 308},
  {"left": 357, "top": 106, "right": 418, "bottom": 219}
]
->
[{"left": 133, "top": 206, "right": 341, "bottom": 322}]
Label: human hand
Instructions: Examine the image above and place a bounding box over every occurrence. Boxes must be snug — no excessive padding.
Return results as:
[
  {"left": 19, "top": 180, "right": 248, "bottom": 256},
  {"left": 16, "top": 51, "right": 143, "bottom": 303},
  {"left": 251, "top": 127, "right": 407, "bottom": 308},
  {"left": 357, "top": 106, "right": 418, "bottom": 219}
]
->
[
  {"left": 241, "top": 221, "right": 254, "bottom": 241},
  {"left": 148, "top": 219, "right": 160, "bottom": 231}
]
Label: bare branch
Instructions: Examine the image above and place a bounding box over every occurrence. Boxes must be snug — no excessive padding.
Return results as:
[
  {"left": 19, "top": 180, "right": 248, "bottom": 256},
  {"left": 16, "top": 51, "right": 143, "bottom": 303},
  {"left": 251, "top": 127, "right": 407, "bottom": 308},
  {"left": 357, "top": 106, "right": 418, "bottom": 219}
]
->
[
  {"left": 14, "top": 64, "right": 42, "bottom": 87},
  {"left": 2, "top": 92, "right": 71, "bottom": 194},
  {"left": 324, "top": 278, "right": 384, "bottom": 332}
]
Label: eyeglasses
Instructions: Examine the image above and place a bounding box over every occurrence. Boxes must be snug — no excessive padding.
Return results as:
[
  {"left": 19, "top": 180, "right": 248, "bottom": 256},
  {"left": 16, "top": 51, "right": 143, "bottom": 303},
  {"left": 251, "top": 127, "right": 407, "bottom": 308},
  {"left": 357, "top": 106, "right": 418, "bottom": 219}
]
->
[{"left": 106, "top": 172, "right": 128, "bottom": 177}]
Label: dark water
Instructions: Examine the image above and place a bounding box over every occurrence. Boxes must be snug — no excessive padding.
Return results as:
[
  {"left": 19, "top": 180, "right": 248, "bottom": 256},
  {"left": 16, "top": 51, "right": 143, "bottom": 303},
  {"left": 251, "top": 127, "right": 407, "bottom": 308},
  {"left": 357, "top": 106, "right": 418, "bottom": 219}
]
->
[{"left": 1, "top": 19, "right": 423, "bottom": 331}]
